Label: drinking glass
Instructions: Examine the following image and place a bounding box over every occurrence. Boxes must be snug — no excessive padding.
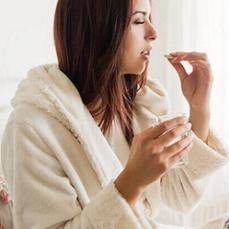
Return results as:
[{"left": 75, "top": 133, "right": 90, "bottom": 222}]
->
[{"left": 150, "top": 112, "right": 190, "bottom": 168}]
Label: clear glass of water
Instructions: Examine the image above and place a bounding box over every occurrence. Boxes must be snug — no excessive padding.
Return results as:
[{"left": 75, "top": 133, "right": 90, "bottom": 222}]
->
[{"left": 150, "top": 112, "right": 190, "bottom": 168}]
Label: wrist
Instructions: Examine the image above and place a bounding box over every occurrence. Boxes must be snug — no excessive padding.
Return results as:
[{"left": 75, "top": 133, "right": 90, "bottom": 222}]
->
[
  {"left": 189, "top": 104, "right": 210, "bottom": 115},
  {"left": 189, "top": 108, "right": 210, "bottom": 142},
  {"left": 114, "top": 168, "right": 144, "bottom": 208}
]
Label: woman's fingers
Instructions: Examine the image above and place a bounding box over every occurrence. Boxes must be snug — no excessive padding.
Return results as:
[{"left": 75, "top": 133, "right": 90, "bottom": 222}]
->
[
  {"left": 155, "top": 122, "right": 192, "bottom": 148},
  {"left": 142, "top": 116, "right": 188, "bottom": 140},
  {"left": 163, "top": 131, "right": 194, "bottom": 159},
  {"left": 189, "top": 60, "right": 211, "bottom": 69},
  {"left": 168, "top": 141, "right": 193, "bottom": 167},
  {"left": 169, "top": 51, "right": 208, "bottom": 61}
]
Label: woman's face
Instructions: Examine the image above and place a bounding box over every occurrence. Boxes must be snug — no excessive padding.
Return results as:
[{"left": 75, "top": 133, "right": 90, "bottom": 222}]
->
[{"left": 121, "top": 0, "right": 157, "bottom": 75}]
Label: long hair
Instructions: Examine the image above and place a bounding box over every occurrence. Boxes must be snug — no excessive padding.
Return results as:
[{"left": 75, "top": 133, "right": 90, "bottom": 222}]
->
[{"left": 54, "top": 0, "right": 148, "bottom": 146}]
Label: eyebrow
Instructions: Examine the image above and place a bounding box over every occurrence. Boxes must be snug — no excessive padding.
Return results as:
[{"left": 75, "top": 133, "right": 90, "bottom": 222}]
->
[{"left": 132, "top": 11, "right": 147, "bottom": 16}]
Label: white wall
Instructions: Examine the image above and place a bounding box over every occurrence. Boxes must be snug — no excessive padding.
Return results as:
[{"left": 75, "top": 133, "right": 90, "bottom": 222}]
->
[{"left": 0, "top": 0, "right": 57, "bottom": 80}]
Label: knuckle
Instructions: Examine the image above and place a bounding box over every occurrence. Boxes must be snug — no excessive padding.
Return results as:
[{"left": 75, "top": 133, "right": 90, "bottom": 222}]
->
[
  {"left": 161, "top": 122, "right": 168, "bottom": 129},
  {"left": 156, "top": 154, "right": 164, "bottom": 164},
  {"left": 151, "top": 138, "right": 163, "bottom": 150},
  {"left": 161, "top": 161, "right": 169, "bottom": 171},
  {"left": 150, "top": 144, "right": 157, "bottom": 153},
  {"left": 151, "top": 144, "right": 162, "bottom": 154},
  {"left": 155, "top": 155, "right": 168, "bottom": 170},
  {"left": 171, "top": 144, "right": 180, "bottom": 153},
  {"left": 168, "top": 145, "right": 175, "bottom": 153}
]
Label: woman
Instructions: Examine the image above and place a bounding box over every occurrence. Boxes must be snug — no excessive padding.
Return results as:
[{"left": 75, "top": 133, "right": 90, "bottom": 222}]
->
[{"left": 1, "top": 0, "right": 229, "bottom": 228}]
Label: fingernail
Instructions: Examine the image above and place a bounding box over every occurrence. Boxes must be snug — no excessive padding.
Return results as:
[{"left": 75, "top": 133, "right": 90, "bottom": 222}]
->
[
  {"left": 169, "top": 52, "right": 177, "bottom": 56},
  {"left": 164, "top": 54, "right": 173, "bottom": 59}
]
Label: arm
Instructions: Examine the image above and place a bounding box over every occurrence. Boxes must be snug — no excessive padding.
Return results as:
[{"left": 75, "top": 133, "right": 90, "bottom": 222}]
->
[{"left": 189, "top": 108, "right": 210, "bottom": 143}]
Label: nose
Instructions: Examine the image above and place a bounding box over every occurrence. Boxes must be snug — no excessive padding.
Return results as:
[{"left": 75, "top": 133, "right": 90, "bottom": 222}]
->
[{"left": 146, "top": 23, "right": 157, "bottom": 41}]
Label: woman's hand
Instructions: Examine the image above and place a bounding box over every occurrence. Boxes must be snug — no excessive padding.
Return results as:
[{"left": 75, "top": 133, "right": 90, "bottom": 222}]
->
[
  {"left": 166, "top": 51, "right": 213, "bottom": 141},
  {"left": 166, "top": 51, "right": 213, "bottom": 112},
  {"left": 115, "top": 116, "right": 193, "bottom": 207}
]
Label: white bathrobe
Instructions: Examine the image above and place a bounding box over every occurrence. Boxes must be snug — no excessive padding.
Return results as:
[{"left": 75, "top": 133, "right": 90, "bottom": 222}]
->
[{"left": 1, "top": 64, "right": 229, "bottom": 229}]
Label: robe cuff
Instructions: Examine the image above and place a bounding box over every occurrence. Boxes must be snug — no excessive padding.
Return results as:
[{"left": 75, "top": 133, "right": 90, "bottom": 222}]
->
[
  {"left": 206, "top": 126, "right": 229, "bottom": 158},
  {"left": 83, "top": 180, "right": 152, "bottom": 229},
  {"left": 185, "top": 128, "right": 229, "bottom": 180}
]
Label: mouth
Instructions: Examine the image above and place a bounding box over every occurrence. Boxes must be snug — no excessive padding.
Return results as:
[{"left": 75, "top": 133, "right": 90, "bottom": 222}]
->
[
  {"left": 141, "top": 51, "right": 150, "bottom": 60},
  {"left": 141, "top": 51, "right": 150, "bottom": 58},
  {"left": 140, "top": 47, "right": 152, "bottom": 58}
]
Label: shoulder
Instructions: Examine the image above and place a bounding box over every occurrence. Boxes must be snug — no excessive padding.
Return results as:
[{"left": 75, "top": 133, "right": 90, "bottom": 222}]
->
[
  {"left": 3, "top": 103, "right": 72, "bottom": 144},
  {"left": 1, "top": 103, "right": 82, "bottom": 170},
  {"left": 6, "top": 103, "right": 56, "bottom": 127}
]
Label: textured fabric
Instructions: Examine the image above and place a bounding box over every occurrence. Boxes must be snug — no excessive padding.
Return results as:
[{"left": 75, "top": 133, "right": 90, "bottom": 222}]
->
[{"left": 1, "top": 64, "right": 229, "bottom": 228}]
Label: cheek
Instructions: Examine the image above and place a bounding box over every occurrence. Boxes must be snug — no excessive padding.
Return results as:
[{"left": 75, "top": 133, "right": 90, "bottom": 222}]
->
[
  {"left": 125, "top": 27, "right": 144, "bottom": 54},
  {"left": 121, "top": 49, "right": 148, "bottom": 74},
  {"left": 120, "top": 27, "right": 147, "bottom": 74}
]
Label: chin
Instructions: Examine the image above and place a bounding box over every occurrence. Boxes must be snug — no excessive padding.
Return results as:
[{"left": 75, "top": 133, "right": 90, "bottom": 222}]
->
[
  {"left": 123, "top": 60, "right": 148, "bottom": 75},
  {"left": 132, "top": 64, "right": 147, "bottom": 75}
]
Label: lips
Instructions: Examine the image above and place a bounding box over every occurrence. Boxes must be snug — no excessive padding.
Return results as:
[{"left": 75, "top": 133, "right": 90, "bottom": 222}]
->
[
  {"left": 141, "top": 50, "right": 150, "bottom": 55},
  {"left": 140, "top": 47, "right": 152, "bottom": 57}
]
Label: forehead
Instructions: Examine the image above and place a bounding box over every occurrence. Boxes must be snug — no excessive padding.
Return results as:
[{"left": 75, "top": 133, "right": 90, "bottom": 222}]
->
[{"left": 132, "top": 0, "right": 151, "bottom": 12}]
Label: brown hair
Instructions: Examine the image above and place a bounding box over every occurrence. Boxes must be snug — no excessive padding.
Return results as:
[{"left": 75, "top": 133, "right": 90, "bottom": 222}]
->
[{"left": 54, "top": 0, "right": 148, "bottom": 146}]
